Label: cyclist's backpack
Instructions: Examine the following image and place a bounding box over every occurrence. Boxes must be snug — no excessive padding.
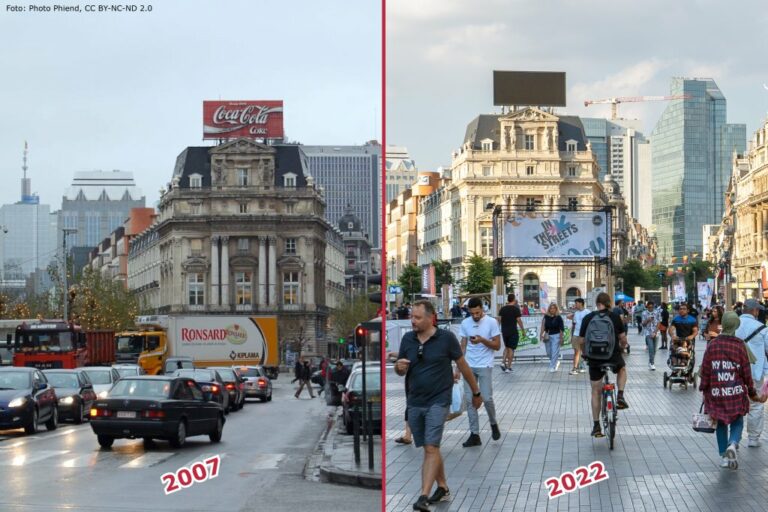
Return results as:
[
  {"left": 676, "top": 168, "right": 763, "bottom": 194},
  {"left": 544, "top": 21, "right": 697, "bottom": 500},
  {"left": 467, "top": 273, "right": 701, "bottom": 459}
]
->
[{"left": 584, "top": 311, "right": 616, "bottom": 360}]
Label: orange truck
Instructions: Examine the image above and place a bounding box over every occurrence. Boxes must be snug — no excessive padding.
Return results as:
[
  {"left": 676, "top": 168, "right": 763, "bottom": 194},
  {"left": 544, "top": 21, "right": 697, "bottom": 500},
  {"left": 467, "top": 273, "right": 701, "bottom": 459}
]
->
[{"left": 10, "top": 320, "right": 115, "bottom": 369}]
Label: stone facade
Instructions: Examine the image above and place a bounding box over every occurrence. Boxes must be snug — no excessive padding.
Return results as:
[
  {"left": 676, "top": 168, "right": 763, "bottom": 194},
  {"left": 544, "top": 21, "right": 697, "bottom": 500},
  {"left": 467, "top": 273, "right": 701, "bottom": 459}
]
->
[{"left": 129, "top": 139, "right": 332, "bottom": 356}]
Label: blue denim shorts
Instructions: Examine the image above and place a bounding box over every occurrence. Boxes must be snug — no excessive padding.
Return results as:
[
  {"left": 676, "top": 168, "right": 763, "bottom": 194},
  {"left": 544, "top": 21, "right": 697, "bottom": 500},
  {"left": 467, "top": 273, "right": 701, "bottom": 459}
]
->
[{"left": 407, "top": 404, "right": 449, "bottom": 448}]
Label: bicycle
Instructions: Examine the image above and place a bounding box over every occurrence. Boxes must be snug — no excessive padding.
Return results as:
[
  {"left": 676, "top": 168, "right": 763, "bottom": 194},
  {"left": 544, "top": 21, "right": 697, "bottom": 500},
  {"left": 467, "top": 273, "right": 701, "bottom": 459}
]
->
[{"left": 600, "top": 363, "right": 618, "bottom": 450}]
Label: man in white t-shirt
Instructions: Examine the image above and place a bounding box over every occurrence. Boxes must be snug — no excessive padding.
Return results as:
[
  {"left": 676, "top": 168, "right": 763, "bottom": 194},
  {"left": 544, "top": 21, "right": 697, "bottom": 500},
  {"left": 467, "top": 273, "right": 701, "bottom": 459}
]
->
[{"left": 456, "top": 297, "right": 502, "bottom": 447}]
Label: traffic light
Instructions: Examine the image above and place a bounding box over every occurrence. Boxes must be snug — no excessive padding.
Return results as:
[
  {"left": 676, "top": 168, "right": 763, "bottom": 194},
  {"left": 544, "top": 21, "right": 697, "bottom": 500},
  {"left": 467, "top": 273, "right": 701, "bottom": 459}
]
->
[
  {"left": 338, "top": 337, "right": 345, "bottom": 345},
  {"left": 355, "top": 325, "right": 367, "bottom": 346}
]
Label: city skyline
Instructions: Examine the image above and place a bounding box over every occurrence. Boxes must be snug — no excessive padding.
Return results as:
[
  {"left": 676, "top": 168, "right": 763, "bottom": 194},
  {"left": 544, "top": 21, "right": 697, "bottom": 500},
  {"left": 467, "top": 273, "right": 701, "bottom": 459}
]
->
[
  {"left": 0, "top": 0, "right": 381, "bottom": 209},
  {"left": 388, "top": 0, "right": 768, "bottom": 171}
]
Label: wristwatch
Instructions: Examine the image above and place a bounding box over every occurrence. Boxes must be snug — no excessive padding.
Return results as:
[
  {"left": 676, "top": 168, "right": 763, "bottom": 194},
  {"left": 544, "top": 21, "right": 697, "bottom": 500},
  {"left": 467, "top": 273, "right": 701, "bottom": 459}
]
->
[{"left": 473, "top": 391, "right": 481, "bottom": 397}]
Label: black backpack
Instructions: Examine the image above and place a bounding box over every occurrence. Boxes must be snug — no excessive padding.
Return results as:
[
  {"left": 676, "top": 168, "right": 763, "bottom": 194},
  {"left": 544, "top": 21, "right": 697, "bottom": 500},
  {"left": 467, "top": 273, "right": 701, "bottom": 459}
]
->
[{"left": 584, "top": 311, "right": 616, "bottom": 360}]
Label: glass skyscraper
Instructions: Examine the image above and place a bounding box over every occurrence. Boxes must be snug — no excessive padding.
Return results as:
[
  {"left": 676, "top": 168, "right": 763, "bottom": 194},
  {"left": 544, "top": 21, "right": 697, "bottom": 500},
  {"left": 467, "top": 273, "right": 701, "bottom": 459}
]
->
[{"left": 651, "top": 78, "right": 746, "bottom": 264}]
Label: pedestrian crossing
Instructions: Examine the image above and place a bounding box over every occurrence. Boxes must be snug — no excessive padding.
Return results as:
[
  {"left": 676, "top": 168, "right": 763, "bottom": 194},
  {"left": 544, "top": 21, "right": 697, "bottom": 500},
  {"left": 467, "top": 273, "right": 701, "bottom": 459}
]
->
[{"left": 0, "top": 445, "right": 282, "bottom": 469}]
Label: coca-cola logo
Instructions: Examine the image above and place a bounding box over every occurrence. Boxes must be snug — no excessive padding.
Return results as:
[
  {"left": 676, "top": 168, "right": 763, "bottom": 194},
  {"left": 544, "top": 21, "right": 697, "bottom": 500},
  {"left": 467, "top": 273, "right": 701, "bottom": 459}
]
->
[{"left": 204, "top": 103, "right": 283, "bottom": 137}]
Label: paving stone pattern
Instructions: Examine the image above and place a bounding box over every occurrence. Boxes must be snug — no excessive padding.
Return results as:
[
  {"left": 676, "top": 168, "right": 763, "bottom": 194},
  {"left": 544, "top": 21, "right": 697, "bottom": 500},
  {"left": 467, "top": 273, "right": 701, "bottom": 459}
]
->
[{"left": 385, "top": 331, "right": 768, "bottom": 511}]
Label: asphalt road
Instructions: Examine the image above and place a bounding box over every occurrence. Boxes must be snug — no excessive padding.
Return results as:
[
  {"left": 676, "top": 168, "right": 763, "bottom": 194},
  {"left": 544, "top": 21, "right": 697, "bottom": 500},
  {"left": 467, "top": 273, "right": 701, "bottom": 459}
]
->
[{"left": 0, "top": 379, "right": 379, "bottom": 512}]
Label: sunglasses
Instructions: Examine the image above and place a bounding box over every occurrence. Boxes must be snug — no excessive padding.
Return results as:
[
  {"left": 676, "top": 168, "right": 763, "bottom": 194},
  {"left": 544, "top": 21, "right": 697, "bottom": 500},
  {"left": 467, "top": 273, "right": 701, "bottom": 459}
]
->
[{"left": 417, "top": 344, "right": 424, "bottom": 360}]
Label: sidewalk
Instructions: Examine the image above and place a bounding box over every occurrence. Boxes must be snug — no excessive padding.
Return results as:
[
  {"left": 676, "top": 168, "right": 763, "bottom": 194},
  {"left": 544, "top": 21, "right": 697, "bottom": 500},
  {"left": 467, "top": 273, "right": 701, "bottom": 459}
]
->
[
  {"left": 386, "top": 331, "right": 768, "bottom": 511},
  {"left": 319, "top": 409, "right": 382, "bottom": 489}
]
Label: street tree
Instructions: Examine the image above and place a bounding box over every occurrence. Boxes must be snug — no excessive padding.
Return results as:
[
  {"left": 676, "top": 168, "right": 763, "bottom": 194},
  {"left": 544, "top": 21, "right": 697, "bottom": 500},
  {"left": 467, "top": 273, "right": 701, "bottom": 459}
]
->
[
  {"left": 462, "top": 254, "right": 493, "bottom": 294},
  {"left": 398, "top": 263, "right": 422, "bottom": 302},
  {"left": 614, "top": 259, "right": 650, "bottom": 296},
  {"left": 432, "top": 259, "right": 453, "bottom": 316},
  {"left": 330, "top": 295, "right": 379, "bottom": 346}
]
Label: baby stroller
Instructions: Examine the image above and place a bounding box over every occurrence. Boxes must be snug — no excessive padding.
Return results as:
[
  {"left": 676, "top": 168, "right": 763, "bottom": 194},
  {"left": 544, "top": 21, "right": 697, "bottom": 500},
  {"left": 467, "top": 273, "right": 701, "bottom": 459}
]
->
[{"left": 663, "top": 339, "right": 697, "bottom": 390}]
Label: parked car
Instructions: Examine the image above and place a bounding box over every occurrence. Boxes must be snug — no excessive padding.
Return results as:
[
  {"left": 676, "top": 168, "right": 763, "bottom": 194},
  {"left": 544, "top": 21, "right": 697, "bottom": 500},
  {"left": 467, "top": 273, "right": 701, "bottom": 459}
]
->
[
  {"left": 233, "top": 365, "right": 272, "bottom": 402},
  {"left": 172, "top": 369, "right": 229, "bottom": 414},
  {"left": 207, "top": 367, "right": 245, "bottom": 411},
  {"left": 341, "top": 367, "right": 381, "bottom": 435},
  {"left": 112, "top": 364, "right": 146, "bottom": 378},
  {"left": 163, "top": 356, "right": 195, "bottom": 375},
  {"left": 0, "top": 367, "right": 58, "bottom": 434},
  {"left": 351, "top": 361, "right": 380, "bottom": 374},
  {"left": 89, "top": 375, "right": 225, "bottom": 449},
  {"left": 81, "top": 367, "right": 121, "bottom": 399},
  {"left": 43, "top": 369, "right": 96, "bottom": 424}
]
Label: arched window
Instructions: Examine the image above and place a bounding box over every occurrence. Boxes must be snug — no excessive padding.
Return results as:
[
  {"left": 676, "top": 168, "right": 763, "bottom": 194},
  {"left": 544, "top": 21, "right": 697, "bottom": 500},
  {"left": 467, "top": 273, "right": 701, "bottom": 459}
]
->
[
  {"left": 566, "top": 287, "right": 582, "bottom": 309},
  {"left": 522, "top": 273, "right": 539, "bottom": 309}
]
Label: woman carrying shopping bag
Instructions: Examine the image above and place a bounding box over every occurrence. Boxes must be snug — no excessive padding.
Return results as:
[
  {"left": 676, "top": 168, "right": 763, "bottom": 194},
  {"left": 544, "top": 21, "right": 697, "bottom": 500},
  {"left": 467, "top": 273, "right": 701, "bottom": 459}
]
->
[{"left": 540, "top": 303, "right": 565, "bottom": 373}]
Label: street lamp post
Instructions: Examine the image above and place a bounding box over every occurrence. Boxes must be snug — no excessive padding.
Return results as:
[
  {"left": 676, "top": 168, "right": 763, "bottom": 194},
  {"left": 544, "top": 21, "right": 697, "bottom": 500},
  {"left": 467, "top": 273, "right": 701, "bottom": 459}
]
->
[{"left": 62, "top": 228, "right": 78, "bottom": 322}]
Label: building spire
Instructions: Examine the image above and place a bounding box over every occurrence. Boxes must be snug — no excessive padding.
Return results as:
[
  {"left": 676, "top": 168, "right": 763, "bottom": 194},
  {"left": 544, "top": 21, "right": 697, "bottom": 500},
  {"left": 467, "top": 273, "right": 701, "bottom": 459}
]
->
[{"left": 21, "top": 141, "right": 32, "bottom": 202}]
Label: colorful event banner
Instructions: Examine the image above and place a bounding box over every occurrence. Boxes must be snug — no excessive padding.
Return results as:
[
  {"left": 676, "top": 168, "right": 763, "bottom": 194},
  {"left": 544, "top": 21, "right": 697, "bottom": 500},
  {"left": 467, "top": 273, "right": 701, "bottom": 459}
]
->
[
  {"left": 539, "top": 282, "right": 550, "bottom": 314},
  {"left": 503, "top": 211, "right": 608, "bottom": 259},
  {"left": 698, "top": 281, "right": 713, "bottom": 310}
]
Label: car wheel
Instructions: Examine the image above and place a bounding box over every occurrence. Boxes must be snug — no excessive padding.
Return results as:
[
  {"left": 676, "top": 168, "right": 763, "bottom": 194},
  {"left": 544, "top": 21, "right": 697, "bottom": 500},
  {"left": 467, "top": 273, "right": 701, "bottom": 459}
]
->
[
  {"left": 45, "top": 406, "right": 58, "bottom": 431},
  {"left": 143, "top": 437, "right": 154, "bottom": 448},
  {"left": 24, "top": 408, "right": 38, "bottom": 435},
  {"left": 209, "top": 416, "right": 223, "bottom": 443},
  {"left": 74, "top": 401, "right": 84, "bottom": 425},
  {"left": 267, "top": 392, "right": 272, "bottom": 402},
  {"left": 97, "top": 435, "right": 114, "bottom": 449},
  {"left": 259, "top": 396, "right": 267, "bottom": 403},
  {"left": 169, "top": 420, "right": 186, "bottom": 448}
]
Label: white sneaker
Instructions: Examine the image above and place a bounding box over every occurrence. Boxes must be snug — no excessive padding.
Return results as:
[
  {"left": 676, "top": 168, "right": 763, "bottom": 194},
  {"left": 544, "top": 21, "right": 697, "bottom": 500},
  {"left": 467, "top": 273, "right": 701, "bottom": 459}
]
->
[
  {"left": 555, "top": 361, "right": 560, "bottom": 371},
  {"left": 720, "top": 457, "right": 730, "bottom": 468},
  {"left": 549, "top": 367, "right": 556, "bottom": 373},
  {"left": 726, "top": 443, "right": 738, "bottom": 469},
  {"left": 748, "top": 439, "right": 762, "bottom": 447},
  {"left": 650, "top": 364, "right": 656, "bottom": 371}
]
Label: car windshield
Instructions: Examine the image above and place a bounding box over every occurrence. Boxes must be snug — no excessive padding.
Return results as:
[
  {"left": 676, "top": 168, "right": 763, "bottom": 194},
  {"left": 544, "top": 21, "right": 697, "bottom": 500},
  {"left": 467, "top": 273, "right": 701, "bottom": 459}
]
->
[
  {"left": 110, "top": 379, "right": 171, "bottom": 398},
  {"left": 236, "top": 367, "right": 261, "bottom": 377},
  {"left": 83, "top": 370, "right": 113, "bottom": 385},
  {"left": 44, "top": 373, "right": 79, "bottom": 388},
  {"left": 18, "top": 330, "right": 74, "bottom": 352},
  {"left": 116, "top": 368, "right": 140, "bottom": 377},
  {"left": 116, "top": 336, "right": 144, "bottom": 354},
  {"left": 348, "top": 372, "right": 381, "bottom": 392},
  {"left": 165, "top": 360, "right": 194, "bottom": 372},
  {"left": 0, "top": 372, "right": 31, "bottom": 389},
  {"left": 175, "top": 370, "right": 213, "bottom": 381}
]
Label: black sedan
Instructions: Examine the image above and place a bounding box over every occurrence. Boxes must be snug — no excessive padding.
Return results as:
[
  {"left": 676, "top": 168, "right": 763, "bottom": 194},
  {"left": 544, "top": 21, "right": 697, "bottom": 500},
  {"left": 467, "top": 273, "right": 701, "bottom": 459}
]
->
[
  {"left": 0, "top": 367, "right": 58, "bottom": 434},
  {"left": 172, "top": 369, "right": 229, "bottom": 414},
  {"left": 43, "top": 369, "right": 96, "bottom": 424},
  {"left": 207, "top": 367, "right": 245, "bottom": 411},
  {"left": 89, "top": 376, "right": 225, "bottom": 449}
]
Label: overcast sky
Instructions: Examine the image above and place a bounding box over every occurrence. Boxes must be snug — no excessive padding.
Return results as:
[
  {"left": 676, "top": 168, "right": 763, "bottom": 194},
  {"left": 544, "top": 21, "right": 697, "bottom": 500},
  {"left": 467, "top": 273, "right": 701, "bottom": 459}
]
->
[
  {"left": 0, "top": 0, "right": 381, "bottom": 209},
  {"left": 388, "top": 0, "right": 768, "bottom": 170}
]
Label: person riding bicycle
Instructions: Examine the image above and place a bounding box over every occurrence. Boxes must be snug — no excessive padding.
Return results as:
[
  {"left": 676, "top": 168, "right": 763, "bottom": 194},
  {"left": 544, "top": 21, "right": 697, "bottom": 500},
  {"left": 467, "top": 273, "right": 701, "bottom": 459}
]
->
[
  {"left": 669, "top": 302, "right": 699, "bottom": 364},
  {"left": 580, "top": 292, "right": 629, "bottom": 438}
]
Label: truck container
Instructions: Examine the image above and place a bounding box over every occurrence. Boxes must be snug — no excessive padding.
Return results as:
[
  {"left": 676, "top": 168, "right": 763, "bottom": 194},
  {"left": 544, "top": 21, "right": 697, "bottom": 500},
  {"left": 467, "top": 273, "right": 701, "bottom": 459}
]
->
[{"left": 121, "top": 315, "right": 279, "bottom": 376}]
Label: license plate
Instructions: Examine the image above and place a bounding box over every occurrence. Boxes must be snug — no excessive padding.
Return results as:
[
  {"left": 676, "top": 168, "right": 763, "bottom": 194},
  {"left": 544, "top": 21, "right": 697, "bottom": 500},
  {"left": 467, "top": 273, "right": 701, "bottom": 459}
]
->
[{"left": 116, "top": 411, "right": 136, "bottom": 418}]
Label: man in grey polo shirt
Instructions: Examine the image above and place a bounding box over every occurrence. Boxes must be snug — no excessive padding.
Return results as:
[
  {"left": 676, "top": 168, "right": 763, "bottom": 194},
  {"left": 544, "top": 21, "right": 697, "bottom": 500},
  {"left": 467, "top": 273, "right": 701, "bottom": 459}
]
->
[
  {"left": 396, "top": 300, "right": 482, "bottom": 512},
  {"left": 457, "top": 296, "right": 502, "bottom": 447}
]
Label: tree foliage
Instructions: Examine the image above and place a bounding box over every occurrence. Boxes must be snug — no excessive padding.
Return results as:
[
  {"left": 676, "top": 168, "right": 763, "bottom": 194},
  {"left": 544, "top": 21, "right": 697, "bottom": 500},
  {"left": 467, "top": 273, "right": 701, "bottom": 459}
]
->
[
  {"left": 69, "top": 267, "right": 140, "bottom": 331},
  {"left": 398, "top": 263, "right": 422, "bottom": 300},
  {"left": 330, "top": 295, "right": 379, "bottom": 343},
  {"left": 613, "top": 259, "right": 651, "bottom": 295},
  {"left": 432, "top": 260, "right": 453, "bottom": 289},
  {"left": 462, "top": 254, "right": 493, "bottom": 294}
]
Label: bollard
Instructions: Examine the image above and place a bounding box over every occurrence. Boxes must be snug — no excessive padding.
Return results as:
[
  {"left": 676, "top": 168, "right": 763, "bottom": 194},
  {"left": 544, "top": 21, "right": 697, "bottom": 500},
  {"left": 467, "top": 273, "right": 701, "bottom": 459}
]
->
[
  {"left": 367, "top": 398, "right": 374, "bottom": 470},
  {"left": 353, "top": 404, "right": 361, "bottom": 465}
]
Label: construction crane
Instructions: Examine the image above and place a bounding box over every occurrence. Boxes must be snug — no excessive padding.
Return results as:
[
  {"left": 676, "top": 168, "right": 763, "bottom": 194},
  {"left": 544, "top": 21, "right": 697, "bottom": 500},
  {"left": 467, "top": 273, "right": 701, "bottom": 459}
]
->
[{"left": 583, "top": 95, "right": 691, "bottom": 120}]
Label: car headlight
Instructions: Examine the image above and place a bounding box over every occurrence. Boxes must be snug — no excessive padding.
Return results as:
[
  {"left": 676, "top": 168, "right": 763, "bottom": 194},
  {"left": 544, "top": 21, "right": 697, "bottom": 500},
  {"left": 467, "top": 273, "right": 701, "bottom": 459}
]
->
[
  {"left": 59, "top": 396, "right": 75, "bottom": 405},
  {"left": 8, "top": 397, "right": 27, "bottom": 408},
  {"left": 98, "top": 390, "right": 109, "bottom": 399}
]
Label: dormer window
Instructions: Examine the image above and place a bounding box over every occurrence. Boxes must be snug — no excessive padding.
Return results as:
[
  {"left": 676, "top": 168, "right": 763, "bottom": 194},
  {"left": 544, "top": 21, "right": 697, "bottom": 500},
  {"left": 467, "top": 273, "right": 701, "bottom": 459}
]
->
[
  {"left": 283, "top": 173, "right": 297, "bottom": 188},
  {"left": 237, "top": 168, "right": 249, "bottom": 186},
  {"left": 566, "top": 141, "right": 577, "bottom": 152},
  {"left": 481, "top": 139, "right": 493, "bottom": 152},
  {"left": 347, "top": 222, "right": 354, "bottom": 230},
  {"left": 189, "top": 174, "right": 202, "bottom": 189}
]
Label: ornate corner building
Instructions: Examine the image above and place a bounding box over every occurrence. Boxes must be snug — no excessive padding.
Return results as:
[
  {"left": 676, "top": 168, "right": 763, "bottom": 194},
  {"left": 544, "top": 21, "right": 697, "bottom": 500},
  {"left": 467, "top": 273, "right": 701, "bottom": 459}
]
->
[{"left": 129, "top": 138, "right": 332, "bottom": 355}]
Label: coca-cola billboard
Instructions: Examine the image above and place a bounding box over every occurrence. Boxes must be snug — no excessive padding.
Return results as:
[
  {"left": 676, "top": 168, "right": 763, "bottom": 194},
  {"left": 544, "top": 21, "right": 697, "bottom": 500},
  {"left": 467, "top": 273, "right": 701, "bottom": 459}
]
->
[{"left": 203, "top": 100, "right": 284, "bottom": 140}]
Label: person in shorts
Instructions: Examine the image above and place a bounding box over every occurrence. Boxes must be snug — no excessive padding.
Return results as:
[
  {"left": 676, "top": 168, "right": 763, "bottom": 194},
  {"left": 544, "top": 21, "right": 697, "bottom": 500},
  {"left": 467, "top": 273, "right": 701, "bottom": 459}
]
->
[
  {"left": 395, "top": 300, "right": 482, "bottom": 511},
  {"left": 498, "top": 294, "right": 524, "bottom": 373},
  {"left": 580, "top": 292, "right": 629, "bottom": 437}
]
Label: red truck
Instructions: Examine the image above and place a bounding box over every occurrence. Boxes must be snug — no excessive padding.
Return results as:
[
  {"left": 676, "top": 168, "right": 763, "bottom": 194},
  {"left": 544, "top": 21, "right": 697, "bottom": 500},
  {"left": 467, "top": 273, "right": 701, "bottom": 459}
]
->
[{"left": 10, "top": 320, "right": 115, "bottom": 369}]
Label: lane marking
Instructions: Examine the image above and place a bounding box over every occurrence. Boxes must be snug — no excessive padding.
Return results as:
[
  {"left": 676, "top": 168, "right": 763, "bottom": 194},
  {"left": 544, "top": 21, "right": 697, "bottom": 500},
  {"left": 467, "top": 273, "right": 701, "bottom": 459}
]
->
[
  {"left": 119, "top": 452, "right": 177, "bottom": 469},
  {"left": 0, "top": 450, "right": 69, "bottom": 466}
]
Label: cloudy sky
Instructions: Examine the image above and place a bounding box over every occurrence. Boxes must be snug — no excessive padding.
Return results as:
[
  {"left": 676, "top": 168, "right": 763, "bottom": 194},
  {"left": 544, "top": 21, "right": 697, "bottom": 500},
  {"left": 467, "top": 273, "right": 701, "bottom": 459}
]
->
[
  {"left": 388, "top": 0, "right": 768, "bottom": 170},
  {"left": 0, "top": 0, "right": 381, "bottom": 209}
]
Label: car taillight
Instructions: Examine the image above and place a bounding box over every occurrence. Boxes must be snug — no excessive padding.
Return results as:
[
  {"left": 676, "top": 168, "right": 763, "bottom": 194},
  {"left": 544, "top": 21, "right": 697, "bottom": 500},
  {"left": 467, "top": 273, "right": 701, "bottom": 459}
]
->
[
  {"left": 211, "top": 385, "right": 219, "bottom": 394},
  {"left": 238, "top": 382, "right": 245, "bottom": 391},
  {"left": 225, "top": 383, "right": 235, "bottom": 391},
  {"left": 258, "top": 379, "right": 267, "bottom": 389},
  {"left": 348, "top": 391, "right": 359, "bottom": 404},
  {"left": 90, "top": 408, "right": 112, "bottom": 417},
  {"left": 142, "top": 410, "right": 166, "bottom": 419}
]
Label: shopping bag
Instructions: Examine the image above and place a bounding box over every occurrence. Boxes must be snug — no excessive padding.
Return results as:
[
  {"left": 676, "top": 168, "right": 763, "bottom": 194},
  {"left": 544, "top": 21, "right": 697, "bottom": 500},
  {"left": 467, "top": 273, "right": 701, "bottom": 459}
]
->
[
  {"left": 692, "top": 402, "right": 715, "bottom": 433},
  {"left": 446, "top": 380, "right": 465, "bottom": 421}
]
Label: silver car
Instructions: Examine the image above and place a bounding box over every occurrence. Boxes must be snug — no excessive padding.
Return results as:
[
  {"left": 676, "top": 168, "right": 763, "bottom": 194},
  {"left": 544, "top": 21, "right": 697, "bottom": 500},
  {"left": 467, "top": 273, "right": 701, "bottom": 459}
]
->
[
  {"left": 112, "top": 364, "right": 147, "bottom": 379},
  {"left": 81, "top": 367, "right": 121, "bottom": 399},
  {"left": 232, "top": 366, "right": 272, "bottom": 402}
]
